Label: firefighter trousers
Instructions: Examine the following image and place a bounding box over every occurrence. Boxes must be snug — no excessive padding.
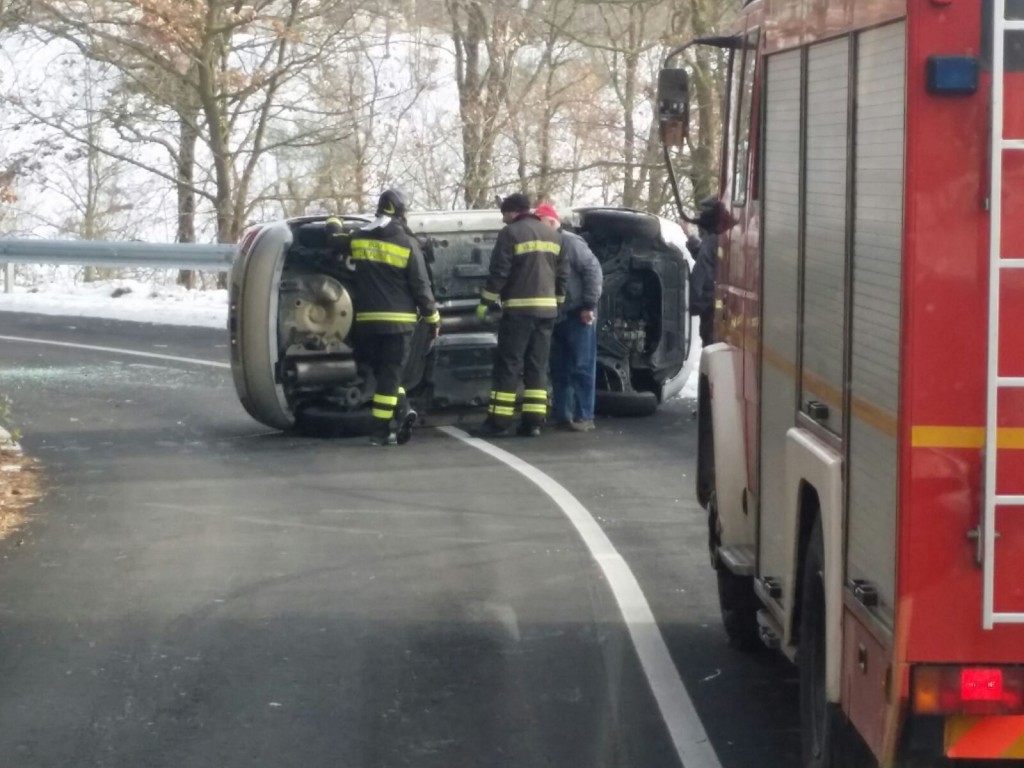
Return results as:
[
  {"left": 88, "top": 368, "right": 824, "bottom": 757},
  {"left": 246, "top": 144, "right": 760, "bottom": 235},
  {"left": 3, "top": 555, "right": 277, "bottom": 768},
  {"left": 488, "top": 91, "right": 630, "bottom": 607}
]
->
[
  {"left": 363, "top": 330, "right": 412, "bottom": 436},
  {"left": 487, "top": 313, "right": 554, "bottom": 428}
]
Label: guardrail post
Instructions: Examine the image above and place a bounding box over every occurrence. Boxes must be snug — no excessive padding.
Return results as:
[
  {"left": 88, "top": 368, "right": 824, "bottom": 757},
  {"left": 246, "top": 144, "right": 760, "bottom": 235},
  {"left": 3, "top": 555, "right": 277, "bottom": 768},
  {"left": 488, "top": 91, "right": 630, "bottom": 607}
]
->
[{"left": 3, "top": 263, "right": 12, "bottom": 293}]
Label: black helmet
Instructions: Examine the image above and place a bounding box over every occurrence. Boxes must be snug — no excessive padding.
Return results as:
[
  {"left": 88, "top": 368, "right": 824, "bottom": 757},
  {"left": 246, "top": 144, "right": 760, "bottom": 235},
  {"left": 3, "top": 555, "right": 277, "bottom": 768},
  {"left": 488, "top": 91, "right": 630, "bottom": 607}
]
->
[{"left": 376, "top": 187, "right": 410, "bottom": 219}]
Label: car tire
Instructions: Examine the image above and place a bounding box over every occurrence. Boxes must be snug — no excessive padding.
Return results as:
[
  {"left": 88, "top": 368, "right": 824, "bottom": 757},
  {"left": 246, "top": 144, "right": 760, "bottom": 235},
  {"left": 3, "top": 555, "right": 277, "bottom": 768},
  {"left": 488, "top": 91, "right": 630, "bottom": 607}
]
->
[
  {"left": 293, "top": 404, "right": 374, "bottom": 438},
  {"left": 231, "top": 226, "right": 295, "bottom": 431},
  {"left": 577, "top": 208, "right": 662, "bottom": 241},
  {"left": 595, "top": 390, "right": 659, "bottom": 417}
]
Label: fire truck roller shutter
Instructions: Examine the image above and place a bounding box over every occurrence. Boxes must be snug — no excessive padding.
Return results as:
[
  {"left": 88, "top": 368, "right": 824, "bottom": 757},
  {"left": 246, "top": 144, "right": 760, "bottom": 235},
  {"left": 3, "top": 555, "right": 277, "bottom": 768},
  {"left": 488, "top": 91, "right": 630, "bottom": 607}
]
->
[
  {"left": 846, "top": 21, "right": 907, "bottom": 631},
  {"left": 801, "top": 37, "right": 850, "bottom": 438},
  {"left": 757, "top": 47, "right": 803, "bottom": 626}
]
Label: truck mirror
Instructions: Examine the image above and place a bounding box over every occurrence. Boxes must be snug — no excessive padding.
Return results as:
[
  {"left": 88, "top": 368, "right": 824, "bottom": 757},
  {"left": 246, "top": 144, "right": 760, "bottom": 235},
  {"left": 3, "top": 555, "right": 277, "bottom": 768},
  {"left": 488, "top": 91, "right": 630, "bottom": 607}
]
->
[{"left": 658, "top": 68, "right": 689, "bottom": 147}]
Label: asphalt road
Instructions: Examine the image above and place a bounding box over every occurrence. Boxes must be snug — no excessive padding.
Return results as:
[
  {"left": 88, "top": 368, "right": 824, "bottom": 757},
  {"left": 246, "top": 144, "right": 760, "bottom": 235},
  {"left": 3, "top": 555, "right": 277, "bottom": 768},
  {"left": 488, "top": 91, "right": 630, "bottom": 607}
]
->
[{"left": 0, "top": 312, "right": 799, "bottom": 768}]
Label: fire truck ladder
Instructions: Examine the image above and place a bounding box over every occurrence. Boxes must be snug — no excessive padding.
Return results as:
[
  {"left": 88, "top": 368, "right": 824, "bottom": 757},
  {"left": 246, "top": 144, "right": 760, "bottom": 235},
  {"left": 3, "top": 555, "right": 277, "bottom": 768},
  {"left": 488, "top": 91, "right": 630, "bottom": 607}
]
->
[{"left": 985, "top": 0, "right": 1024, "bottom": 629}]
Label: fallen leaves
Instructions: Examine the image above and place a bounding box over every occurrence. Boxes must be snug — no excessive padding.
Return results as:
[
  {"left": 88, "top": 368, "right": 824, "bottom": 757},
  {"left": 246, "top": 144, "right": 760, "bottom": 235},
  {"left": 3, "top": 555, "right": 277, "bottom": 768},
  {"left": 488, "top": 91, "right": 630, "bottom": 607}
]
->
[{"left": 0, "top": 449, "right": 40, "bottom": 541}]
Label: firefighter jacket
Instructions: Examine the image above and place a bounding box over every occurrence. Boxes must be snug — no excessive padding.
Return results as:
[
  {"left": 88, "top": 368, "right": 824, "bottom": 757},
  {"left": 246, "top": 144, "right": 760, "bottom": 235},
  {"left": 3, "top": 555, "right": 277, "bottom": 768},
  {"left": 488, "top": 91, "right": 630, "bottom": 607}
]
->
[
  {"left": 480, "top": 213, "right": 568, "bottom": 319},
  {"left": 351, "top": 219, "right": 440, "bottom": 335}
]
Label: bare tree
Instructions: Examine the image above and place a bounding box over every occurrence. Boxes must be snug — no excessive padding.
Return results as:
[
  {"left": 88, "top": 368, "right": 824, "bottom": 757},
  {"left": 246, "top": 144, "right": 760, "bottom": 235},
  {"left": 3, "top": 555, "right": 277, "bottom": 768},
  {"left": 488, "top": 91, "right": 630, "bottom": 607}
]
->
[
  {"left": 444, "top": 0, "right": 530, "bottom": 208},
  {"left": 20, "top": 0, "right": 373, "bottom": 259}
]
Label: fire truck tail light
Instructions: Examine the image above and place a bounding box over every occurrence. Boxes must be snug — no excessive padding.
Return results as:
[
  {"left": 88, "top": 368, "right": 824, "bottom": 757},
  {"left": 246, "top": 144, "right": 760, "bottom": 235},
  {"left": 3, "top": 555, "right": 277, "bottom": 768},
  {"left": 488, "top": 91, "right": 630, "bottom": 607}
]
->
[
  {"left": 962, "top": 668, "right": 1003, "bottom": 702},
  {"left": 913, "top": 666, "right": 1024, "bottom": 715}
]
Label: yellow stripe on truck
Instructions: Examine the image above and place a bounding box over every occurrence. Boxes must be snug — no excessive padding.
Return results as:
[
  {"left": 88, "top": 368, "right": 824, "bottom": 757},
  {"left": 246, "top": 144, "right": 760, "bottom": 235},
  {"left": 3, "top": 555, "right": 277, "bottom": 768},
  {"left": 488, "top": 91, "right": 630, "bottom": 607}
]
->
[{"left": 911, "top": 427, "right": 1024, "bottom": 450}]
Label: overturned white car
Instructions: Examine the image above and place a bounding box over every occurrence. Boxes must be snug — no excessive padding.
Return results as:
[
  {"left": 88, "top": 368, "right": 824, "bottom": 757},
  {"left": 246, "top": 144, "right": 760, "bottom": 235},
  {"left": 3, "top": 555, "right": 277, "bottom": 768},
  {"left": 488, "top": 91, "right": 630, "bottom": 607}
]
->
[{"left": 228, "top": 207, "right": 693, "bottom": 433}]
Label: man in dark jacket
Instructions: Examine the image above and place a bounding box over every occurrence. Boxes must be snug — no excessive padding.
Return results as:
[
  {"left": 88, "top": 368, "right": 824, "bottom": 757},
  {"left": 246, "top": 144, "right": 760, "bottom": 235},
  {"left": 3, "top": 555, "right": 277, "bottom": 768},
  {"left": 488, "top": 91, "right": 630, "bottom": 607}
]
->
[
  {"left": 535, "top": 203, "right": 603, "bottom": 432},
  {"left": 474, "top": 193, "right": 568, "bottom": 438},
  {"left": 689, "top": 196, "right": 723, "bottom": 348},
  {"left": 352, "top": 188, "right": 440, "bottom": 446}
]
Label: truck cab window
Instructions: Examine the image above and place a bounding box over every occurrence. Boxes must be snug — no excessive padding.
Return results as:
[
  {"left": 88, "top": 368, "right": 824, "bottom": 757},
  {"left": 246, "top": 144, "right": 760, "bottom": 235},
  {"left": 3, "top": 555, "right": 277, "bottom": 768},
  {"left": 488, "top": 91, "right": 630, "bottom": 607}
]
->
[{"left": 732, "top": 31, "right": 760, "bottom": 206}]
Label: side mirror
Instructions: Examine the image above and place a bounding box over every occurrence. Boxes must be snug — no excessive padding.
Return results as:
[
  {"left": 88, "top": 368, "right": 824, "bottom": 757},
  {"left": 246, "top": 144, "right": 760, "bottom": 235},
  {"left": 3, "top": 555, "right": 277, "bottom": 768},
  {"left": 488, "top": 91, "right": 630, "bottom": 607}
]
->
[{"left": 658, "top": 68, "right": 689, "bottom": 147}]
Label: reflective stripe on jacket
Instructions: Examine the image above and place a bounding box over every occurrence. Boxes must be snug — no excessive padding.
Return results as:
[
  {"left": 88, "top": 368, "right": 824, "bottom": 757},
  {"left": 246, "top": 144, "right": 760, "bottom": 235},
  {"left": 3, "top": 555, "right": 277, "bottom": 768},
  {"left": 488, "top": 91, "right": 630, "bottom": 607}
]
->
[
  {"left": 481, "top": 213, "right": 568, "bottom": 318},
  {"left": 352, "top": 220, "right": 439, "bottom": 334}
]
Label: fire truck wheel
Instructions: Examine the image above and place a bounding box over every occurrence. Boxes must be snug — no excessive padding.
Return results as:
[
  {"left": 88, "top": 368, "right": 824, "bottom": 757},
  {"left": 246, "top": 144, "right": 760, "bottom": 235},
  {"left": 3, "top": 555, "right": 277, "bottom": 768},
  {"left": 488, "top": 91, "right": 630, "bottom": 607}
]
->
[
  {"left": 716, "top": 568, "right": 762, "bottom": 652},
  {"left": 712, "top": 492, "right": 762, "bottom": 652},
  {"left": 799, "top": 517, "right": 867, "bottom": 768},
  {"left": 696, "top": 375, "right": 714, "bottom": 509}
]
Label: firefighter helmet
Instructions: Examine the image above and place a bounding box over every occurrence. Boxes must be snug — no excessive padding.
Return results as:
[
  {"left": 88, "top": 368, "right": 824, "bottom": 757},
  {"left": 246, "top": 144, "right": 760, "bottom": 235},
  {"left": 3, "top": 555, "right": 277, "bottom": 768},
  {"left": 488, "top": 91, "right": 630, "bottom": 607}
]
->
[{"left": 375, "top": 187, "right": 410, "bottom": 219}]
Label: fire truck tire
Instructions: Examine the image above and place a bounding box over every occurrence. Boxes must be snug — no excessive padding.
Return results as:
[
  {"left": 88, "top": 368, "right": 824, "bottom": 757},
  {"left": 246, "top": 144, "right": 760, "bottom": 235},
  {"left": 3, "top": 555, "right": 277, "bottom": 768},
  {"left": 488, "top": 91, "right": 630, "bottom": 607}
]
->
[
  {"left": 696, "top": 375, "right": 714, "bottom": 509},
  {"left": 716, "top": 568, "right": 761, "bottom": 652},
  {"left": 799, "top": 518, "right": 872, "bottom": 768}
]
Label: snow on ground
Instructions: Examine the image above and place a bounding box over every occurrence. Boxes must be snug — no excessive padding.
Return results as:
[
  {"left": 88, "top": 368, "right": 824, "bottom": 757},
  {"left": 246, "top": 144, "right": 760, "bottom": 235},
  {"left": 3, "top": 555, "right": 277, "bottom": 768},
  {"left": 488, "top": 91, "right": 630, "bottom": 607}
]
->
[
  {"left": 1, "top": 275, "right": 700, "bottom": 399},
  {"left": 0, "top": 278, "right": 228, "bottom": 329}
]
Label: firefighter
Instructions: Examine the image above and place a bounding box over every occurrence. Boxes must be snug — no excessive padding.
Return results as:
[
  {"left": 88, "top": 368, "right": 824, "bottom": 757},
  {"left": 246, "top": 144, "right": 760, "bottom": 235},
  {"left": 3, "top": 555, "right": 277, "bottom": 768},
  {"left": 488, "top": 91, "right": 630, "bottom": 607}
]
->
[
  {"left": 474, "top": 193, "right": 568, "bottom": 438},
  {"left": 351, "top": 188, "right": 440, "bottom": 446}
]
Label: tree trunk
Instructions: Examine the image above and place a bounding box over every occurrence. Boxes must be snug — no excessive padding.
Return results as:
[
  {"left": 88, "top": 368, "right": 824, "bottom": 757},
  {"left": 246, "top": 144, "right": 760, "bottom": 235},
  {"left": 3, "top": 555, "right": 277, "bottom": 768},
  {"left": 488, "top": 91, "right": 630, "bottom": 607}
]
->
[
  {"left": 449, "top": 0, "right": 511, "bottom": 209},
  {"left": 176, "top": 111, "right": 199, "bottom": 290}
]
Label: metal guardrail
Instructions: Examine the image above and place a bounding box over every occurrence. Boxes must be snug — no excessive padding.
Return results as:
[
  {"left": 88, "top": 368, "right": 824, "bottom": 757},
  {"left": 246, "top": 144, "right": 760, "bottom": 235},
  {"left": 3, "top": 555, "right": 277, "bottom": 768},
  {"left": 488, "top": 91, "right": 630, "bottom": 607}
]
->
[{"left": 0, "top": 238, "right": 236, "bottom": 293}]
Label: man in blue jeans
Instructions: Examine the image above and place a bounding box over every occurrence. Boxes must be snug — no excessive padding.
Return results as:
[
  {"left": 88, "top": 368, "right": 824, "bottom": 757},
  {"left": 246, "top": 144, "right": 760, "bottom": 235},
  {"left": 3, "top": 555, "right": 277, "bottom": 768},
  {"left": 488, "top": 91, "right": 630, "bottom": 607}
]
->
[{"left": 535, "top": 204, "right": 603, "bottom": 432}]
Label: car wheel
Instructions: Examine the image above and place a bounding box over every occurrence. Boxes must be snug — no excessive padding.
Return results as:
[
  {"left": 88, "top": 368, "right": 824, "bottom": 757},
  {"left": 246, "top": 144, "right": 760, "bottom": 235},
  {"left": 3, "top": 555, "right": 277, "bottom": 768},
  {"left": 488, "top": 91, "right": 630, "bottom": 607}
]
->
[
  {"left": 231, "top": 226, "right": 295, "bottom": 431},
  {"left": 595, "top": 390, "right": 659, "bottom": 417}
]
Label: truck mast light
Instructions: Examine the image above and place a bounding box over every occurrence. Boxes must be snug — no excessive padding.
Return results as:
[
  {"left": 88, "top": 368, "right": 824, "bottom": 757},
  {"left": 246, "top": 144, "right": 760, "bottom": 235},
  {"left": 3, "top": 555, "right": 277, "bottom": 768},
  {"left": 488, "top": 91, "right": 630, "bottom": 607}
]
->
[{"left": 926, "top": 56, "right": 980, "bottom": 95}]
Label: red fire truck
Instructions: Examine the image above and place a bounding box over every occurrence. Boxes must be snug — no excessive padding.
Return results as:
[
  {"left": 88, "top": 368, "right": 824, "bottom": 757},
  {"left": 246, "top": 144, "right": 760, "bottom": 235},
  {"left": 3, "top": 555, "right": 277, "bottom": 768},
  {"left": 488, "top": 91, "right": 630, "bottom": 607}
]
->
[{"left": 659, "top": 0, "right": 1024, "bottom": 765}]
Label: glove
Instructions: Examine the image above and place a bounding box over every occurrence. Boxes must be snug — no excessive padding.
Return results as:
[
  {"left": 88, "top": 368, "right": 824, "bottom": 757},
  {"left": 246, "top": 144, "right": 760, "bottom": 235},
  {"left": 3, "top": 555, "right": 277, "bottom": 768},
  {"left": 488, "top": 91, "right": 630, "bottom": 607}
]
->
[
  {"left": 475, "top": 303, "right": 490, "bottom": 322},
  {"left": 422, "top": 310, "right": 441, "bottom": 338}
]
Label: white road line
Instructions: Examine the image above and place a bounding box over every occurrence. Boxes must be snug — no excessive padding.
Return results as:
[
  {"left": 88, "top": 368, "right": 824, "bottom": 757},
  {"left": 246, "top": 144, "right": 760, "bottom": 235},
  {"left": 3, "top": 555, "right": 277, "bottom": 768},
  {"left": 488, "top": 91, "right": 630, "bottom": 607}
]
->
[
  {"left": 0, "top": 335, "right": 230, "bottom": 369},
  {"left": 439, "top": 426, "right": 723, "bottom": 768}
]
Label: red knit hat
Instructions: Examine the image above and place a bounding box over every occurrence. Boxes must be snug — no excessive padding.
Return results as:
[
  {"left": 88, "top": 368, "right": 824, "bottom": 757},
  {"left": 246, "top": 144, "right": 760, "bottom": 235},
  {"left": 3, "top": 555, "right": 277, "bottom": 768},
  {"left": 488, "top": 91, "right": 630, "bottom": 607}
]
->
[{"left": 534, "top": 203, "right": 559, "bottom": 221}]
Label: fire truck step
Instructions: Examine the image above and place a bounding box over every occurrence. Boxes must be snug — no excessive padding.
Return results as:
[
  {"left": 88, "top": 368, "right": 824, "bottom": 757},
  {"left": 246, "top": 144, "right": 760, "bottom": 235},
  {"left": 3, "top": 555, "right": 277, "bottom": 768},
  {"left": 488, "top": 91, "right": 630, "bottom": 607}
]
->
[{"left": 718, "top": 544, "right": 756, "bottom": 576}]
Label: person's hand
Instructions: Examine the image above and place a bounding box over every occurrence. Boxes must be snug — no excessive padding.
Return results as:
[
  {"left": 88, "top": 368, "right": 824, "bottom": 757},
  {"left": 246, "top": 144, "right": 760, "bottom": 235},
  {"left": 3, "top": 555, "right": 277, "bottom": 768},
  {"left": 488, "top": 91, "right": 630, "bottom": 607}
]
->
[
  {"left": 580, "top": 309, "right": 595, "bottom": 325},
  {"left": 475, "top": 303, "right": 490, "bottom": 322},
  {"left": 431, "top": 322, "right": 441, "bottom": 338}
]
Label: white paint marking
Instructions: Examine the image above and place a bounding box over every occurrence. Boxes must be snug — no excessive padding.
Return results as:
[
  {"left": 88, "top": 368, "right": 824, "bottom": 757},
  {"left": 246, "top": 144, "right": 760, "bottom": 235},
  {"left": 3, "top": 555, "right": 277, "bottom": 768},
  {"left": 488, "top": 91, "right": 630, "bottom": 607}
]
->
[
  {"left": 0, "top": 335, "right": 229, "bottom": 369},
  {"left": 439, "top": 426, "right": 722, "bottom": 768}
]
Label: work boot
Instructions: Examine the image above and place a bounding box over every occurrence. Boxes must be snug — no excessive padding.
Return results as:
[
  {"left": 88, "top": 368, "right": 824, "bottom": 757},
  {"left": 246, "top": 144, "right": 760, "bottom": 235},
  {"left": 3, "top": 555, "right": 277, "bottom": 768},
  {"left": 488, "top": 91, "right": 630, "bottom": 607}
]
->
[
  {"left": 516, "top": 422, "right": 542, "bottom": 438},
  {"left": 471, "top": 419, "right": 512, "bottom": 438},
  {"left": 368, "top": 423, "right": 397, "bottom": 446},
  {"left": 396, "top": 409, "right": 418, "bottom": 445}
]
